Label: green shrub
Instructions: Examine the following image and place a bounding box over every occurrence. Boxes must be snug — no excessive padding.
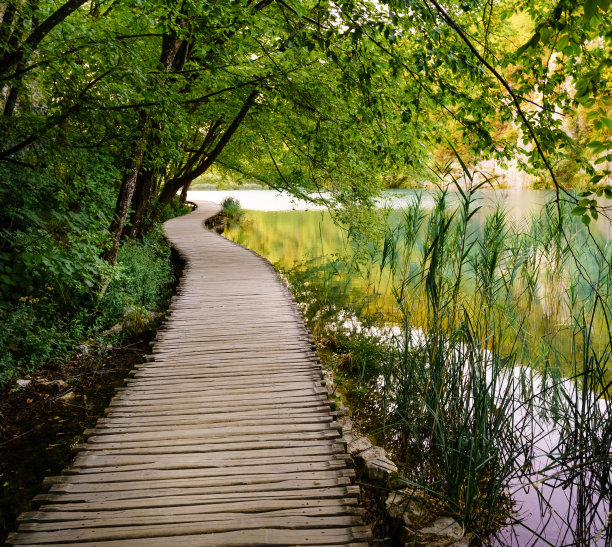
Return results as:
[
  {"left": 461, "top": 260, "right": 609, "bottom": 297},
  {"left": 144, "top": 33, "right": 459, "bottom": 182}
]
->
[
  {"left": 221, "top": 197, "right": 245, "bottom": 226},
  {"left": 97, "top": 227, "right": 175, "bottom": 334}
]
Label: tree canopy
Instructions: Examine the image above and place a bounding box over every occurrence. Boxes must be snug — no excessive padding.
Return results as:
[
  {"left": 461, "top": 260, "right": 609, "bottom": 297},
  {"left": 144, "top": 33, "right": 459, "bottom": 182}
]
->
[{"left": 0, "top": 0, "right": 610, "bottom": 305}]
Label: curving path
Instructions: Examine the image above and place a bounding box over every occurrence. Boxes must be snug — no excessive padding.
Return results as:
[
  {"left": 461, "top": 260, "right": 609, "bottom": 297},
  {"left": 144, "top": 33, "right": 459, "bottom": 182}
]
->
[{"left": 7, "top": 202, "right": 372, "bottom": 546}]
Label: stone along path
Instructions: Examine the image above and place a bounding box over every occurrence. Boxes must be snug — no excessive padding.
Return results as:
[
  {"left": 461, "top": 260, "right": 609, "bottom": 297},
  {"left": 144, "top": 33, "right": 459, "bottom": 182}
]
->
[{"left": 8, "top": 201, "right": 372, "bottom": 546}]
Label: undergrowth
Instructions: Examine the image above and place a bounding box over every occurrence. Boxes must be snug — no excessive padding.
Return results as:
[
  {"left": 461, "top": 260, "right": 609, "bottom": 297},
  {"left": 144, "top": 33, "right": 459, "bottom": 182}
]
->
[{"left": 0, "top": 226, "right": 180, "bottom": 384}]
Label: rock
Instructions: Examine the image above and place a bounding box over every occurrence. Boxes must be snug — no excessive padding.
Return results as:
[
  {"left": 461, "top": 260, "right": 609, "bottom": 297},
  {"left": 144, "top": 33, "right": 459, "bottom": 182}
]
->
[
  {"left": 347, "top": 436, "right": 372, "bottom": 456},
  {"left": 322, "top": 370, "right": 335, "bottom": 396},
  {"left": 335, "top": 405, "right": 349, "bottom": 417},
  {"left": 324, "top": 377, "right": 334, "bottom": 396},
  {"left": 418, "top": 516, "right": 464, "bottom": 540},
  {"left": 365, "top": 455, "right": 398, "bottom": 481},
  {"left": 16, "top": 379, "right": 31, "bottom": 388},
  {"left": 387, "top": 489, "right": 419, "bottom": 517},
  {"left": 337, "top": 416, "right": 352, "bottom": 435},
  {"left": 354, "top": 445, "right": 398, "bottom": 481},
  {"left": 402, "top": 526, "right": 451, "bottom": 547},
  {"left": 386, "top": 489, "right": 427, "bottom": 526},
  {"left": 342, "top": 431, "right": 354, "bottom": 445},
  {"left": 358, "top": 445, "right": 386, "bottom": 463},
  {"left": 77, "top": 344, "right": 89, "bottom": 356},
  {"left": 105, "top": 323, "right": 123, "bottom": 335},
  {"left": 337, "top": 415, "right": 352, "bottom": 428},
  {"left": 59, "top": 391, "right": 76, "bottom": 401},
  {"left": 450, "top": 536, "right": 471, "bottom": 547}
]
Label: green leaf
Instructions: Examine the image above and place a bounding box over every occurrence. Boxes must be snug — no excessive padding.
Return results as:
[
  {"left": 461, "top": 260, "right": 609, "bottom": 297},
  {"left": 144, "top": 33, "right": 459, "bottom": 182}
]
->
[
  {"left": 587, "top": 140, "right": 604, "bottom": 151},
  {"left": 584, "top": 0, "right": 598, "bottom": 19},
  {"left": 556, "top": 34, "right": 569, "bottom": 51},
  {"left": 572, "top": 206, "right": 587, "bottom": 216},
  {"left": 582, "top": 214, "right": 591, "bottom": 226}
]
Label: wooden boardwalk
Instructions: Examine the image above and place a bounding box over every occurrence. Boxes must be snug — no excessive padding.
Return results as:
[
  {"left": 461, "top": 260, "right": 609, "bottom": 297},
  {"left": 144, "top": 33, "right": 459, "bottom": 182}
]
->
[{"left": 7, "top": 202, "right": 371, "bottom": 545}]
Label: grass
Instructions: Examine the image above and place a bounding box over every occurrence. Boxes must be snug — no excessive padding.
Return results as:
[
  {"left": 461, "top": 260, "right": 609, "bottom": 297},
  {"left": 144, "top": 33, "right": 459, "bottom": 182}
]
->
[{"left": 221, "top": 197, "right": 246, "bottom": 227}]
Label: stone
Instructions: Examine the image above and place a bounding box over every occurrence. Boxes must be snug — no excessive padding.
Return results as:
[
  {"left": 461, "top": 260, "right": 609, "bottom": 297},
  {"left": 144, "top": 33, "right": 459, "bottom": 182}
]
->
[
  {"left": 77, "top": 344, "right": 89, "bottom": 356},
  {"left": 359, "top": 445, "right": 386, "bottom": 463},
  {"left": 365, "top": 456, "right": 398, "bottom": 481},
  {"left": 37, "top": 379, "right": 66, "bottom": 388},
  {"left": 347, "top": 436, "right": 372, "bottom": 456},
  {"left": 386, "top": 489, "right": 423, "bottom": 519},
  {"left": 105, "top": 322, "right": 123, "bottom": 335},
  {"left": 335, "top": 405, "right": 349, "bottom": 417},
  {"left": 342, "top": 432, "right": 354, "bottom": 445},
  {"left": 16, "top": 379, "right": 31, "bottom": 388},
  {"left": 450, "top": 536, "right": 471, "bottom": 547},
  {"left": 324, "top": 377, "right": 335, "bottom": 396},
  {"left": 419, "top": 516, "right": 464, "bottom": 540},
  {"left": 336, "top": 415, "right": 352, "bottom": 429},
  {"left": 337, "top": 416, "right": 353, "bottom": 435},
  {"left": 59, "top": 391, "right": 76, "bottom": 401}
]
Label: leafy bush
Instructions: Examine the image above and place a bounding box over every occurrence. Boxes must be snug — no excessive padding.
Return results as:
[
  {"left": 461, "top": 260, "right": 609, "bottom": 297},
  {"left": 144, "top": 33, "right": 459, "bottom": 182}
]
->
[
  {"left": 0, "top": 222, "right": 178, "bottom": 383},
  {"left": 97, "top": 227, "right": 175, "bottom": 334},
  {"left": 221, "top": 197, "right": 245, "bottom": 226}
]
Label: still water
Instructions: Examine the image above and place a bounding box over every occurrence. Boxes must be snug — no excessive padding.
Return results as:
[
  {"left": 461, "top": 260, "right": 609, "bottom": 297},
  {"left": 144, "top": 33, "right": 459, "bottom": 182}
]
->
[{"left": 190, "top": 188, "right": 612, "bottom": 260}]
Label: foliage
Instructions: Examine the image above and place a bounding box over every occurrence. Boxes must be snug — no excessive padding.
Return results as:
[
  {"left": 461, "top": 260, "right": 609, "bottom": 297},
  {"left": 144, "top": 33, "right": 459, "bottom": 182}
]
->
[
  {"left": 221, "top": 197, "right": 246, "bottom": 227},
  {"left": 0, "top": 225, "right": 178, "bottom": 382},
  {"left": 96, "top": 227, "right": 175, "bottom": 334}
]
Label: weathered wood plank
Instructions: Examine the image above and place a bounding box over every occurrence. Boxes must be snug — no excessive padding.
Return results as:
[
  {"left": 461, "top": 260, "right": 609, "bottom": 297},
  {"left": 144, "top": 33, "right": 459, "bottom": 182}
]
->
[
  {"left": 9, "top": 515, "right": 364, "bottom": 543},
  {"left": 9, "top": 526, "right": 371, "bottom": 546},
  {"left": 19, "top": 503, "right": 362, "bottom": 529},
  {"left": 34, "top": 483, "right": 358, "bottom": 508}
]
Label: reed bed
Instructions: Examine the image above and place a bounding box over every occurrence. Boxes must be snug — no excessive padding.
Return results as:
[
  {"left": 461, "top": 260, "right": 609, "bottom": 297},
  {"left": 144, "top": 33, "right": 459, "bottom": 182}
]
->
[{"left": 285, "top": 183, "right": 612, "bottom": 544}]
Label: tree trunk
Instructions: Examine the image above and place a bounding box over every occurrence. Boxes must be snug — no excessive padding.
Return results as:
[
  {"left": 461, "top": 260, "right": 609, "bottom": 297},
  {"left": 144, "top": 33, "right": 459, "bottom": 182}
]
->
[
  {"left": 126, "top": 165, "right": 156, "bottom": 239},
  {"left": 179, "top": 180, "right": 190, "bottom": 203},
  {"left": 158, "top": 89, "right": 258, "bottom": 204},
  {"left": 103, "top": 116, "right": 150, "bottom": 267}
]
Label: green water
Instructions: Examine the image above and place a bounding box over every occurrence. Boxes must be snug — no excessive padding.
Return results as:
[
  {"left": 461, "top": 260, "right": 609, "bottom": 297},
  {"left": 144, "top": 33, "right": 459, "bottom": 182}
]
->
[
  {"left": 225, "top": 189, "right": 612, "bottom": 271},
  {"left": 226, "top": 210, "right": 347, "bottom": 268}
]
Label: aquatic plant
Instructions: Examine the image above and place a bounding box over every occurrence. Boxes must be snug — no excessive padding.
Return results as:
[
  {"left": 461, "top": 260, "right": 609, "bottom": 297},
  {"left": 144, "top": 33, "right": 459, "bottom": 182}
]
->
[
  {"left": 284, "top": 182, "right": 612, "bottom": 543},
  {"left": 221, "top": 197, "right": 245, "bottom": 227}
]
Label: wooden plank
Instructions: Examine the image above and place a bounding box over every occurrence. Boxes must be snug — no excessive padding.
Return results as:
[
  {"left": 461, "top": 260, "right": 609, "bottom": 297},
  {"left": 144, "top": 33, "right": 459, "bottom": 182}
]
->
[
  {"left": 72, "top": 439, "right": 344, "bottom": 455},
  {"left": 35, "top": 482, "right": 357, "bottom": 507},
  {"left": 8, "top": 515, "right": 364, "bottom": 543},
  {"left": 19, "top": 502, "right": 361, "bottom": 529},
  {"left": 69, "top": 453, "right": 350, "bottom": 472},
  {"left": 8, "top": 526, "right": 372, "bottom": 546}
]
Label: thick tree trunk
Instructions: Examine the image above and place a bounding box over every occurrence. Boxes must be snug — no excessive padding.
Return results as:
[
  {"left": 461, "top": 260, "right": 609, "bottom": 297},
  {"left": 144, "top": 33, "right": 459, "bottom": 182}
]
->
[
  {"left": 103, "top": 28, "right": 186, "bottom": 249},
  {"left": 179, "top": 181, "right": 190, "bottom": 203},
  {"left": 126, "top": 165, "right": 156, "bottom": 239},
  {"left": 103, "top": 117, "right": 150, "bottom": 267}
]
